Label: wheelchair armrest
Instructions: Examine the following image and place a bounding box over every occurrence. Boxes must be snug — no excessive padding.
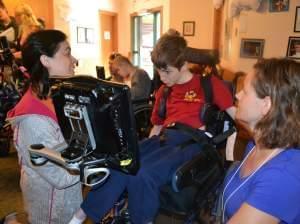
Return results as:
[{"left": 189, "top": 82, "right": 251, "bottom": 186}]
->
[
  {"left": 132, "top": 98, "right": 150, "bottom": 105},
  {"left": 211, "top": 125, "right": 237, "bottom": 146},
  {"left": 171, "top": 144, "right": 223, "bottom": 192},
  {"left": 131, "top": 94, "right": 155, "bottom": 105}
]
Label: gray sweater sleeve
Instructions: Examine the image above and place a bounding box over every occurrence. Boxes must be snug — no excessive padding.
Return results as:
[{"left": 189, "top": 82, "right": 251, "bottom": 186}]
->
[
  {"left": 130, "top": 69, "right": 152, "bottom": 100},
  {"left": 15, "top": 115, "right": 80, "bottom": 189}
]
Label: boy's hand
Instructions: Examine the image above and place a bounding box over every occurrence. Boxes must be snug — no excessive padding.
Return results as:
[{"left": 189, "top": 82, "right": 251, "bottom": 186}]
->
[{"left": 149, "top": 125, "right": 163, "bottom": 138}]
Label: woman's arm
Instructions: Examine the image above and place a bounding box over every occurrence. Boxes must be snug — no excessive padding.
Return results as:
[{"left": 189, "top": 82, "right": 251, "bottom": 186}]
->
[
  {"left": 228, "top": 203, "right": 279, "bottom": 224},
  {"left": 16, "top": 116, "right": 80, "bottom": 189}
]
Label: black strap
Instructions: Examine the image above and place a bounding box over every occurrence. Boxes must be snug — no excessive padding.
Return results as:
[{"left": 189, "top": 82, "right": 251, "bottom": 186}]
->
[
  {"left": 167, "top": 121, "right": 236, "bottom": 152},
  {"left": 158, "top": 86, "right": 171, "bottom": 119},
  {"left": 167, "top": 122, "right": 209, "bottom": 146},
  {"left": 212, "top": 126, "right": 236, "bottom": 145},
  {"left": 200, "top": 75, "right": 212, "bottom": 104}
]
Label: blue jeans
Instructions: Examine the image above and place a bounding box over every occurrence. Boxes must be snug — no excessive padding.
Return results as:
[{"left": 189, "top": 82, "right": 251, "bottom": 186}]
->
[{"left": 81, "top": 129, "right": 205, "bottom": 223}]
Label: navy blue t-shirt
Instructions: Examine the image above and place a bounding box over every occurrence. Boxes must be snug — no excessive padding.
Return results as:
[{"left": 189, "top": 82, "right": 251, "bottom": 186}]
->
[{"left": 223, "top": 141, "right": 300, "bottom": 223}]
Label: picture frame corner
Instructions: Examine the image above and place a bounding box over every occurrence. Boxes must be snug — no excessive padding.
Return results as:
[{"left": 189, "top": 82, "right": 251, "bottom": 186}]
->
[
  {"left": 286, "top": 36, "right": 300, "bottom": 59},
  {"left": 182, "top": 21, "right": 195, "bottom": 36},
  {"left": 240, "top": 38, "right": 265, "bottom": 59},
  {"left": 294, "top": 6, "right": 300, "bottom": 32}
]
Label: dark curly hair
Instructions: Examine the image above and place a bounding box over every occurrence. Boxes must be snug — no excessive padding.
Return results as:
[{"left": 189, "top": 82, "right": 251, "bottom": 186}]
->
[
  {"left": 253, "top": 58, "right": 300, "bottom": 149},
  {"left": 21, "top": 29, "right": 67, "bottom": 99}
]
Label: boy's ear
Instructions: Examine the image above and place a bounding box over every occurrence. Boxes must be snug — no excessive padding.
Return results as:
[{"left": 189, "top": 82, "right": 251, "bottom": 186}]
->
[
  {"left": 40, "top": 55, "right": 50, "bottom": 67},
  {"left": 180, "top": 62, "right": 189, "bottom": 71}
]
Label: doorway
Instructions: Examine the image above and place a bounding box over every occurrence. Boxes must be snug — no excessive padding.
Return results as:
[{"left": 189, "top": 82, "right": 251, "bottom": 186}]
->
[
  {"left": 99, "top": 11, "right": 118, "bottom": 78},
  {"left": 131, "top": 9, "right": 161, "bottom": 79}
]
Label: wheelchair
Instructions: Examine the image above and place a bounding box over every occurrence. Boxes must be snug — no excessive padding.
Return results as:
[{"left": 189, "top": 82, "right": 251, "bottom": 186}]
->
[
  {"left": 100, "top": 115, "right": 235, "bottom": 224},
  {"left": 0, "top": 66, "right": 24, "bottom": 157},
  {"left": 0, "top": 36, "right": 28, "bottom": 157},
  {"left": 132, "top": 98, "right": 154, "bottom": 141},
  {"left": 98, "top": 48, "right": 237, "bottom": 224},
  {"left": 101, "top": 103, "right": 235, "bottom": 223}
]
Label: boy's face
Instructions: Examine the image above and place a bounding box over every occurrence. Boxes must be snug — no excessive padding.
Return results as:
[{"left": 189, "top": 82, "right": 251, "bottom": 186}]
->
[{"left": 156, "top": 65, "right": 183, "bottom": 87}]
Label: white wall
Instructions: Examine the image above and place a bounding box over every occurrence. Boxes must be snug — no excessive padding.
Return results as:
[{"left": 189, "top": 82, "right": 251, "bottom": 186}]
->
[
  {"left": 52, "top": 0, "right": 169, "bottom": 76},
  {"left": 53, "top": 0, "right": 122, "bottom": 76},
  {"left": 220, "top": 0, "right": 300, "bottom": 75}
]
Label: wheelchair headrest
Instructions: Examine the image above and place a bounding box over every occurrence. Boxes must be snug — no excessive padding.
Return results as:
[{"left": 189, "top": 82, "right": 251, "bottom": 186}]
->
[{"left": 185, "top": 47, "right": 219, "bottom": 65}]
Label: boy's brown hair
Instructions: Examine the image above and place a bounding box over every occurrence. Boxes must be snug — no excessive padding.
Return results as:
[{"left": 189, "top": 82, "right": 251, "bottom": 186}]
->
[{"left": 151, "top": 31, "right": 187, "bottom": 70}]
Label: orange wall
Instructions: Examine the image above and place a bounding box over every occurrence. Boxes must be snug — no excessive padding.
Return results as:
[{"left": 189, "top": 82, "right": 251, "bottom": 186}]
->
[
  {"left": 169, "top": 0, "right": 215, "bottom": 49},
  {"left": 4, "top": 0, "right": 53, "bottom": 28}
]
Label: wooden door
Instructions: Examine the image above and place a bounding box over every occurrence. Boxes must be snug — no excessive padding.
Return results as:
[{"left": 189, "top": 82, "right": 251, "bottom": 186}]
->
[
  {"left": 100, "top": 11, "right": 117, "bottom": 78},
  {"left": 131, "top": 10, "right": 161, "bottom": 79}
]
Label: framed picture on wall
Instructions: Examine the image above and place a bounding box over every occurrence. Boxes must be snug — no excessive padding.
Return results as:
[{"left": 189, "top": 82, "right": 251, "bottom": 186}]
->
[
  {"left": 269, "top": 0, "right": 289, "bottom": 13},
  {"left": 182, "top": 21, "right": 195, "bottom": 36},
  {"left": 77, "top": 27, "right": 94, "bottom": 44},
  {"left": 240, "top": 39, "right": 265, "bottom": 58},
  {"left": 286, "top": 36, "right": 300, "bottom": 59},
  {"left": 294, "top": 6, "right": 300, "bottom": 32},
  {"left": 77, "top": 27, "right": 86, "bottom": 43},
  {"left": 86, "top": 28, "right": 94, "bottom": 43}
]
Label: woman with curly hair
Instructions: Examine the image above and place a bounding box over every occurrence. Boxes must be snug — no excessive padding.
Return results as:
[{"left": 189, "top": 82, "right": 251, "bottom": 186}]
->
[{"left": 222, "top": 58, "right": 300, "bottom": 223}]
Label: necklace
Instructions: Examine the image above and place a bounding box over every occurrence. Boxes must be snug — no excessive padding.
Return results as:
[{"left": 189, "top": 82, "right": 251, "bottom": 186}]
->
[{"left": 221, "top": 146, "right": 282, "bottom": 222}]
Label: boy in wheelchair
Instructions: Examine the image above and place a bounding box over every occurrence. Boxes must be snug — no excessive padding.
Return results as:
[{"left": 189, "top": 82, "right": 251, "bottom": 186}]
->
[{"left": 70, "top": 31, "right": 236, "bottom": 224}]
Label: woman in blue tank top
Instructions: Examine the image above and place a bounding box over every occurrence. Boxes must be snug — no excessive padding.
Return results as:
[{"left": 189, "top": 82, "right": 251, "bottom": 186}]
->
[{"left": 222, "top": 58, "right": 300, "bottom": 224}]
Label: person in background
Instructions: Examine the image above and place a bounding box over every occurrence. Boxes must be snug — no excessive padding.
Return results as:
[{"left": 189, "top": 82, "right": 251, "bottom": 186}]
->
[
  {"left": 222, "top": 58, "right": 300, "bottom": 223},
  {"left": 108, "top": 52, "right": 123, "bottom": 82},
  {"left": 13, "top": 4, "right": 42, "bottom": 59},
  {"left": 69, "top": 30, "right": 235, "bottom": 224},
  {"left": 112, "top": 55, "right": 152, "bottom": 100},
  {"left": 0, "top": 1, "right": 18, "bottom": 44},
  {"left": 7, "top": 29, "right": 81, "bottom": 224}
]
